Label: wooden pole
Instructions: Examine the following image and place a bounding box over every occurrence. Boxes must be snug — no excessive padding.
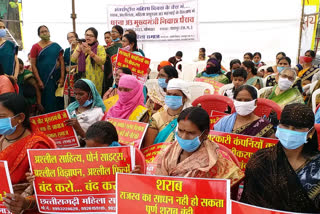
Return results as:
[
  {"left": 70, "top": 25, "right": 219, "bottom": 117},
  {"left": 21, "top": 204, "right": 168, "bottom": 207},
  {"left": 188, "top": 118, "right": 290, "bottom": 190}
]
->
[
  {"left": 298, "top": 0, "right": 306, "bottom": 59},
  {"left": 71, "top": 0, "right": 77, "bottom": 32}
]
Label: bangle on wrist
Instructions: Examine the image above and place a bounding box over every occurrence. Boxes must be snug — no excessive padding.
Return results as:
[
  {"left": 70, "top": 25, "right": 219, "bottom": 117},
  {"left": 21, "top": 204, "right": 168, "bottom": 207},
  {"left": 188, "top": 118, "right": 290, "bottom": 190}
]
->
[{"left": 90, "top": 52, "right": 95, "bottom": 58}]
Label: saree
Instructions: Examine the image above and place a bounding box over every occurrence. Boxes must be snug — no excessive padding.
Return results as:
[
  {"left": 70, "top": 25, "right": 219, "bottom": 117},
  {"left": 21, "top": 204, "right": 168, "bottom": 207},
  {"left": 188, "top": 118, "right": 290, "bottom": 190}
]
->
[
  {"left": 246, "top": 76, "right": 263, "bottom": 88},
  {"left": 156, "top": 139, "right": 244, "bottom": 185},
  {"left": 36, "top": 42, "right": 63, "bottom": 113},
  {"left": 240, "top": 143, "right": 319, "bottom": 213},
  {"left": 0, "top": 131, "right": 56, "bottom": 185},
  {"left": 265, "top": 86, "right": 304, "bottom": 109},
  {"left": 0, "top": 40, "right": 17, "bottom": 75},
  {"left": 17, "top": 69, "right": 37, "bottom": 105},
  {"left": 297, "top": 64, "right": 320, "bottom": 83},
  {"left": 153, "top": 118, "right": 177, "bottom": 144}
]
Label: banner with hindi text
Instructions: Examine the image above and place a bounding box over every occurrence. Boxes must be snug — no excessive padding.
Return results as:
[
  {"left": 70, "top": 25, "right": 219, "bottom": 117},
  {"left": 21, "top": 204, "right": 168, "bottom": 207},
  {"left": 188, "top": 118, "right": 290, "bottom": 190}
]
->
[
  {"left": 194, "top": 78, "right": 224, "bottom": 94},
  {"left": 0, "top": 161, "right": 13, "bottom": 214},
  {"left": 28, "top": 147, "right": 135, "bottom": 213},
  {"left": 208, "top": 131, "right": 278, "bottom": 170},
  {"left": 30, "top": 110, "right": 79, "bottom": 148},
  {"left": 117, "top": 173, "right": 230, "bottom": 214}
]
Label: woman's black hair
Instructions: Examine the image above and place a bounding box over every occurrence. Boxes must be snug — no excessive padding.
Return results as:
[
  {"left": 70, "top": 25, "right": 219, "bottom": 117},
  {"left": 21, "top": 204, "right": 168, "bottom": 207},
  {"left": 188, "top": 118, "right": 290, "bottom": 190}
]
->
[
  {"left": 276, "top": 52, "right": 286, "bottom": 57},
  {"left": 278, "top": 56, "right": 291, "bottom": 66},
  {"left": 233, "top": 85, "right": 257, "bottom": 100},
  {"left": 178, "top": 107, "right": 210, "bottom": 132},
  {"left": 18, "top": 58, "right": 24, "bottom": 66},
  {"left": 74, "top": 79, "right": 91, "bottom": 94},
  {"left": 37, "top": 25, "right": 49, "bottom": 36},
  {"left": 86, "top": 121, "right": 119, "bottom": 145},
  {"left": 212, "top": 52, "right": 222, "bottom": 63},
  {"left": 0, "top": 93, "right": 31, "bottom": 129},
  {"left": 176, "top": 51, "right": 183, "bottom": 57},
  {"left": 85, "top": 27, "right": 98, "bottom": 38},
  {"left": 253, "top": 52, "right": 261, "bottom": 58},
  {"left": 68, "top": 32, "right": 78, "bottom": 39},
  {"left": 244, "top": 52, "right": 253, "bottom": 60},
  {"left": 104, "top": 31, "right": 111, "bottom": 35},
  {"left": 266, "top": 66, "right": 274, "bottom": 73},
  {"left": 232, "top": 68, "right": 247, "bottom": 80},
  {"left": 118, "top": 67, "right": 132, "bottom": 75},
  {"left": 242, "top": 60, "right": 257, "bottom": 75},
  {"left": 112, "top": 25, "right": 124, "bottom": 35},
  {"left": 280, "top": 103, "right": 319, "bottom": 157},
  {"left": 305, "top": 50, "right": 316, "bottom": 58},
  {"left": 0, "top": 63, "right": 4, "bottom": 75},
  {"left": 123, "top": 33, "right": 138, "bottom": 51},
  {"left": 230, "top": 59, "right": 241, "bottom": 70},
  {"left": 199, "top": 48, "right": 206, "bottom": 53},
  {"left": 162, "top": 65, "right": 178, "bottom": 79},
  {"left": 125, "top": 29, "right": 137, "bottom": 38}
]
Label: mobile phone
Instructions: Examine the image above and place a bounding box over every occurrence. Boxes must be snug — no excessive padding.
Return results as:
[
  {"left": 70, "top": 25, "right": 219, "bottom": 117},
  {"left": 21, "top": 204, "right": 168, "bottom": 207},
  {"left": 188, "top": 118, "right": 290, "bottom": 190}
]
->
[{"left": 77, "top": 39, "right": 86, "bottom": 43}]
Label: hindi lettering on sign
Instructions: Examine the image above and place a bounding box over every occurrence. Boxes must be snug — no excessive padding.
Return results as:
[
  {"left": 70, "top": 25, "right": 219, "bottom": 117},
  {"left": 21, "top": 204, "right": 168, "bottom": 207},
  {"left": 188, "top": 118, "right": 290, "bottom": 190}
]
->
[{"left": 0, "top": 161, "right": 14, "bottom": 214}]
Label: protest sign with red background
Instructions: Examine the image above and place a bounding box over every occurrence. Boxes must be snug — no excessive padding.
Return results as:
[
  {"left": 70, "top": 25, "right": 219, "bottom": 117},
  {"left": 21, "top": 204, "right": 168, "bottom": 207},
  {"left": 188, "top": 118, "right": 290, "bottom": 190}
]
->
[
  {"left": 208, "top": 131, "right": 278, "bottom": 170},
  {"left": 116, "top": 48, "right": 150, "bottom": 83},
  {"left": 232, "top": 201, "right": 301, "bottom": 214},
  {"left": 141, "top": 143, "right": 172, "bottom": 175},
  {"left": 209, "top": 110, "right": 228, "bottom": 129},
  {"left": 107, "top": 117, "right": 148, "bottom": 149},
  {"left": 63, "top": 74, "right": 75, "bottom": 97},
  {"left": 0, "top": 161, "right": 13, "bottom": 214},
  {"left": 194, "top": 78, "right": 225, "bottom": 94},
  {"left": 117, "top": 173, "right": 230, "bottom": 214},
  {"left": 28, "top": 147, "right": 134, "bottom": 213},
  {"left": 30, "top": 110, "right": 79, "bottom": 148}
]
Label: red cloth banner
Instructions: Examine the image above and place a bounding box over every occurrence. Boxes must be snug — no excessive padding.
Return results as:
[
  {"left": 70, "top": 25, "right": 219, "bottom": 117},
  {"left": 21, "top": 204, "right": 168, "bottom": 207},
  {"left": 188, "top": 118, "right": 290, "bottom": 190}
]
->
[
  {"left": 194, "top": 78, "right": 225, "bottom": 94},
  {"left": 141, "top": 143, "right": 172, "bottom": 175},
  {"left": 117, "top": 173, "right": 230, "bottom": 214},
  {"left": 107, "top": 117, "right": 148, "bottom": 149},
  {"left": 232, "top": 201, "right": 302, "bottom": 214},
  {"left": 0, "top": 161, "right": 13, "bottom": 214},
  {"left": 210, "top": 110, "right": 228, "bottom": 130},
  {"left": 208, "top": 130, "right": 278, "bottom": 170},
  {"left": 30, "top": 110, "right": 79, "bottom": 148},
  {"left": 116, "top": 48, "right": 150, "bottom": 83},
  {"left": 28, "top": 147, "right": 134, "bottom": 213},
  {"left": 63, "top": 74, "right": 75, "bottom": 97}
]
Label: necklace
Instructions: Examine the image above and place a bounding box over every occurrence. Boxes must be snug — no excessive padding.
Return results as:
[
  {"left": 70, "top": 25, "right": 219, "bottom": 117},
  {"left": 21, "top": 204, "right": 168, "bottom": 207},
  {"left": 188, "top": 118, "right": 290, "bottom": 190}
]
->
[{"left": 4, "top": 128, "right": 26, "bottom": 142}]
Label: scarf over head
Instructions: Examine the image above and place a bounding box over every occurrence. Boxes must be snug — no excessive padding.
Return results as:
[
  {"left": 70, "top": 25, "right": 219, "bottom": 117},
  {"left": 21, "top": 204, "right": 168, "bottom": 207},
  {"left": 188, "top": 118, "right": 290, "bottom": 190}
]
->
[
  {"left": 78, "top": 42, "right": 98, "bottom": 73},
  {"left": 205, "top": 58, "right": 221, "bottom": 74},
  {"left": 167, "top": 78, "right": 192, "bottom": 109},
  {"left": 107, "top": 74, "right": 144, "bottom": 119}
]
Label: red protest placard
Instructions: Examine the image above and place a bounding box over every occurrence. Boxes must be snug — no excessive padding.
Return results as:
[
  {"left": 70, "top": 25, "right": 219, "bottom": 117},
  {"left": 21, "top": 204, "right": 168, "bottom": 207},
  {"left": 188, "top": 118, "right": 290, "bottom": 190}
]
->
[
  {"left": 232, "top": 201, "right": 301, "bottom": 214},
  {"left": 0, "top": 161, "right": 13, "bottom": 214},
  {"left": 141, "top": 143, "right": 172, "bottom": 175},
  {"left": 28, "top": 147, "right": 135, "bottom": 213},
  {"left": 30, "top": 110, "right": 79, "bottom": 148},
  {"left": 117, "top": 173, "right": 231, "bottom": 214},
  {"left": 116, "top": 48, "right": 151, "bottom": 83},
  {"left": 208, "top": 130, "right": 278, "bottom": 170},
  {"left": 210, "top": 110, "right": 228, "bottom": 130},
  {"left": 194, "top": 78, "right": 225, "bottom": 94},
  {"left": 107, "top": 117, "right": 148, "bottom": 149},
  {"left": 63, "top": 74, "right": 75, "bottom": 97}
]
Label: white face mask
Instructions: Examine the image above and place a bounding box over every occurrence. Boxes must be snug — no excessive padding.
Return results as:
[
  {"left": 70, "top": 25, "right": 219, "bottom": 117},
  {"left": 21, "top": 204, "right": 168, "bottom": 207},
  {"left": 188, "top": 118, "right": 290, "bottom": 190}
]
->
[
  {"left": 234, "top": 99, "right": 256, "bottom": 116},
  {"left": 278, "top": 77, "right": 293, "bottom": 91}
]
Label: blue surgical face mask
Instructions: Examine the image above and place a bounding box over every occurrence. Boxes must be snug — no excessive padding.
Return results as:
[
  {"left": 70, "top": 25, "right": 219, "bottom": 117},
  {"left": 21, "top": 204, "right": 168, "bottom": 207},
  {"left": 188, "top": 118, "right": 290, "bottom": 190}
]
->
[
  {"left": 277, "top": 66, "right": 285, "bottom": 73},
  {"left": 0, "top": 116, "right": 17, "bottom": 136},
  {"left": 158, "top": 78, "right": 168, "bottom": 88},
  {"left": 112, "top": 38, "right": 120, "bottom": 42},
  {"left": 275, "top": 126, "right": 309, "bottom": 150},
  {"left": 109, "top": 141, "right": 121, "bottom": 147},
  {"left": 82, "top": 99, "right": 93, "bottom": 107},
  {"left": 0, "top": 29, "right": 6, "bottom": 38},
  {"left": 253, "top": 61, "right": 260, "bottom": 65},
  {"left": 165, "top": 95, "right": 183, "bottom": 110},
  {"left": 176, "top": 131, "right": 204, "bottom": 152}
]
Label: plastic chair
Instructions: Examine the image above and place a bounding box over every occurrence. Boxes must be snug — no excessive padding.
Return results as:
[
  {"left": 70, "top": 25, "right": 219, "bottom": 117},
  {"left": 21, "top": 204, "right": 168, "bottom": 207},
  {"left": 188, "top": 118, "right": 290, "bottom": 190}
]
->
[
  {"left": 258, "top": 86, "right": 273, "bottom": 97},
  {"left": 216, "top": 143, "right": 240, "bottom": 167},
  {"left": 312, "top": 88, "right": 320, "bottom": 112},
  {"left": 195, "top": 61, "right": 206, "bottom": 73},
  {"left": 254, "top": 98, "right": 282, "bottom": 120},
  {"left": 192, "top": 95, "right": 235, "bottom": 115},
  {"left": 218, "top": 83, "right": 234, "bottom": 95},
  {"left": 182, "top": 64, "right": 198, "bottom": 81},
  {"left": 189, "top": 82, "right": 215, "bottom": 103},
  {"left": 135, "top": 148, "right": 146, "bottom": 174}
]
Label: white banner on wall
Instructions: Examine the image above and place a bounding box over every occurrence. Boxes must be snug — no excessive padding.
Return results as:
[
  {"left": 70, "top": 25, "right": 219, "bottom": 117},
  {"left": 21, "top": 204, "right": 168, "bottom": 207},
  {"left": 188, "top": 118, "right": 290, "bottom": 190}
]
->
[{"left": 107, "top": 0, "right": 198, "bottom": 41}]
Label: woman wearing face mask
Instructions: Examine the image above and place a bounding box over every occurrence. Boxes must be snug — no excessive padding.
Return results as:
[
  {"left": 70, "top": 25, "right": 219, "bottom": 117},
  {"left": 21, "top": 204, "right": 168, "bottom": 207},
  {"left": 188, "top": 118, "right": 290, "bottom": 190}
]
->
[
  {"left": 155, "top": 107, "right": 244, "bottom": 183},
  {"left": 260, "top": 68, "right": 304, "bottom": 109},
  {"left": 102, "top": 25, "right": 123, "bottom": 96},
  {"left": 242, "top": 61, "right": 263, "bottom": 89},
  {"left": 144, "top": 79, "right": 191, "bottom": 147},
  {"left": 146, "top": 65, "right": 179, "bottom": 114},
  {"left": 0, "top": 20, "right": 19, "bottom": 78},
  {"left": 0, "top": 93, "right": 56, "bottom": 214},
  {"left": 121, "top": 33, "right": 142, "bottom": 56},
  {"left": 103, "top": 74, "right": 149, "bottom": 122},
  {"left": 71, "top": 27, "right": 106, "bottom": 95},
  {"left": 271, "top": 52, "right": 286, "bottom": 74},
  {"left": 66, "top": 79, "right": 105, "bottom": 141},
  {"left": 196, "top": 58, "right": 229, "bottom": 84},
  {"left": 241, "top": 103, "right": 320, "bottom": 213},
  {"left": 103, "top": 67, "right": 132, "bottom": 112},
  {"left": 215, "top": 85, "right": 274, "bottom": 137},
  {"left": 252, "top": 52, "right": 266, "bottom": 69},
  {"left": 295, "top": 50, "right": 319, "bottom": 86},
  {"left": 30, "top": 25, "right": 65, "bottom": 113}
]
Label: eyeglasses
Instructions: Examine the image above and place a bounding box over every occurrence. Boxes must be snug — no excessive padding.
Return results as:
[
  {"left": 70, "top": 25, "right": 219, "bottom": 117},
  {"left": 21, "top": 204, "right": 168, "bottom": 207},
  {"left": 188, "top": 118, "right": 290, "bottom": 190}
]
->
[
  {"left": 85, "top": 34, "right": 95, "bottom": 38},
  {"left": 111, "top": 31, "right": 119, "bottom": 34}
]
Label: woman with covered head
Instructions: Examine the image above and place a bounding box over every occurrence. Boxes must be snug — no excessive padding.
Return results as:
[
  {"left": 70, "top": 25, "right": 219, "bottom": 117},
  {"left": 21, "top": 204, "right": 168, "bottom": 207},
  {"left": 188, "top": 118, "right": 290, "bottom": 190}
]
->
[
  {"left": 196, "top": 58, "right": 229, "bottom": 84},
  {"left": 296, "top": 50, "right": 319, "bottom": 86},
  {"left": 144, "top": 79, "right": 191, "bottom": 147},
  {"left": 66, "top": 79, "right": 106, "bottom": 140},
  {"left": 155, "top": 107, "right": 243, "bottom": 185},
  {"left": 241, "top": 103, "right": 320, "bottom": 213},
  {"left": 103, "top": 74, "right": 149, "bottom": 122}
]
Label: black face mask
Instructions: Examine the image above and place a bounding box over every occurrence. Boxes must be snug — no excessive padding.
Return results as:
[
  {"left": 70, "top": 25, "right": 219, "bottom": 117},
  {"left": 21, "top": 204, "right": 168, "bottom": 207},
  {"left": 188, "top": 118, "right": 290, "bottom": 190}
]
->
[{"left": 206, "top": 66, "right": 220, "bottom": 74}]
